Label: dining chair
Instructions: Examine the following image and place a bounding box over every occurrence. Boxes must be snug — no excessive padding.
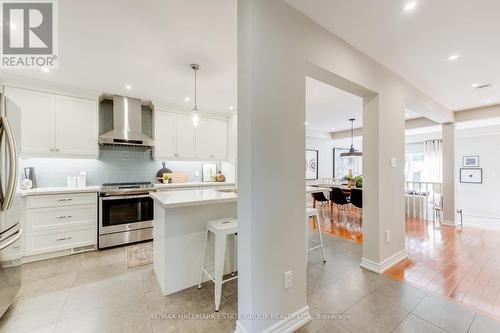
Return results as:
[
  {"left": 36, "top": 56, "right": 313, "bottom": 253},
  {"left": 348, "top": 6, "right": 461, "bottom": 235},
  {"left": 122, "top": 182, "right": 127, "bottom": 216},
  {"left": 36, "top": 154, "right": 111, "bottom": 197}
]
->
[
  {"left": 350, "top": 188, "right": 363, "bottom": 225},
  {"left": 311, "top": 192, "right": 329, "bottom": 215},
  {"left": 329, "top": 187, "right": 350, "bottom": 222}
]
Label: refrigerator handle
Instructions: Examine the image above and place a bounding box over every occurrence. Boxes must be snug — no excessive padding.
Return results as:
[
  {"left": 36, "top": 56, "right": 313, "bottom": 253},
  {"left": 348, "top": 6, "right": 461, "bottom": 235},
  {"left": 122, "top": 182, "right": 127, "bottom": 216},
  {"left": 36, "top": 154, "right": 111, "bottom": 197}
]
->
[
  {"left": 0, "top": 228, "right": 22, "bottom": 251},
  {"left": 1, "top": 116, "right": 19, "bottom": 212}
]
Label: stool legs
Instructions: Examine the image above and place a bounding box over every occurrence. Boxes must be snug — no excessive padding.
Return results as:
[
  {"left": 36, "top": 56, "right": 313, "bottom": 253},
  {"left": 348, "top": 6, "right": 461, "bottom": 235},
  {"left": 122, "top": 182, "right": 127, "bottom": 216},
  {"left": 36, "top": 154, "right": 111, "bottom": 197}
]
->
[
  {"left": 198, "top": 230, "right": 210, "bottom": 289},
  {"left": 314, "top": 212, "right": 326, "bottom": 263},
  {"left": 214, "top": 232, "right": 226, "bottom": 312}
]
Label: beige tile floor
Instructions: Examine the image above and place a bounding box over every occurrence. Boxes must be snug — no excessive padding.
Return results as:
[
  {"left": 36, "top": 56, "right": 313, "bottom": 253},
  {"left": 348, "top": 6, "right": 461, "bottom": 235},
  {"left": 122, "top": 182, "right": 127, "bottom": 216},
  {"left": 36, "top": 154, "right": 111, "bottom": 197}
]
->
[{"left": 1, "top": 234, "right": 500, "bottom": 333}]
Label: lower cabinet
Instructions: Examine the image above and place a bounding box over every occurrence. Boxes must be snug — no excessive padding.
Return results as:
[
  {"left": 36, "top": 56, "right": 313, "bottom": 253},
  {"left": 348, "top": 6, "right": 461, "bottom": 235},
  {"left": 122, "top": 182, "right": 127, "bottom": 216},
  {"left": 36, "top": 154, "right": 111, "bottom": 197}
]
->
[{"left": 23, "top": 193, "right": 97, "bottom": 257}]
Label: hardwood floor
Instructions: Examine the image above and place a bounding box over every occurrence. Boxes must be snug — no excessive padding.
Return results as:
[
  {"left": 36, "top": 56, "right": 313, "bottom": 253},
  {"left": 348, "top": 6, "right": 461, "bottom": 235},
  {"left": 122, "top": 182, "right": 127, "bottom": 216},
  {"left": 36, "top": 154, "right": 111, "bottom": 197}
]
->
[
  {"left": 311, "top": 204, "right": 363, "bottom": 244},
  {"left": 311, "top": 206, "right": 500, "bottom": 322},
  {"left": 385, "top": 218, "right": 500, "bottom": 322}
]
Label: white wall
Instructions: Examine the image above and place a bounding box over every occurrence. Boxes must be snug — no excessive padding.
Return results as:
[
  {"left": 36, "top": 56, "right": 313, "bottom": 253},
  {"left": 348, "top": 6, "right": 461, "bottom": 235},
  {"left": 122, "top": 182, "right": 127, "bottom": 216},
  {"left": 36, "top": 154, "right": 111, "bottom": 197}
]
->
[{"left": 456, "top": 128, "right": 500, "bottom": 230}]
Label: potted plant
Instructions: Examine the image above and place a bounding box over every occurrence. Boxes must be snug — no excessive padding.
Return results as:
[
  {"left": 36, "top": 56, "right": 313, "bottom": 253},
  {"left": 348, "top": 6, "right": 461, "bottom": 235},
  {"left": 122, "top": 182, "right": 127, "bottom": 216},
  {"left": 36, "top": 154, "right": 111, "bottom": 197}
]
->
[{"left": 354, "top": 175, "right": 362, "bottom": 188}]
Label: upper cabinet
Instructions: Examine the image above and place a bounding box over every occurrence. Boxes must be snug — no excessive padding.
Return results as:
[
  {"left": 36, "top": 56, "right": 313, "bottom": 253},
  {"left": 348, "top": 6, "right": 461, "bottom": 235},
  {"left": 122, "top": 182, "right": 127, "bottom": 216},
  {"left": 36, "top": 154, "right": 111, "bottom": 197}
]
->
[
  {"left": 154, "top": 109, "right": 227, "bottom": 161},
  {"left": 5, "top": 87, "right": 98, "bottom": 158},
  {"left": 196, "top": 117, "right": 228, "bottom": 160}
]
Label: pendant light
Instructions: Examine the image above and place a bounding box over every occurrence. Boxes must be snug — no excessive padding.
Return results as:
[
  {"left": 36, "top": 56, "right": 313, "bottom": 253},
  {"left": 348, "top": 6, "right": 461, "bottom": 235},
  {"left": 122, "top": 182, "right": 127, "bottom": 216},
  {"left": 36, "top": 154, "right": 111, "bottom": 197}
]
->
[
  {"left": 340, "top": 118, "right": 362, "bottom": 158},
  {"left": 190, "top": 64, "right": 200, "bottom": 127}
]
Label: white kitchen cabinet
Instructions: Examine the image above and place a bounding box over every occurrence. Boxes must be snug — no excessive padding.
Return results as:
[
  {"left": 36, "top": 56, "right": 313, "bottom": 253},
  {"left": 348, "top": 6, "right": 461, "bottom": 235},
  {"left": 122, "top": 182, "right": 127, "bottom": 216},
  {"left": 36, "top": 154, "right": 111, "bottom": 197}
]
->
[
  {"left": 23, "top": 193, "right": 97, "bottom": 258},
  {"left": 5, "top": 86, "right": 98, "bottom": 158},
  {"left": 155, "top": 111, "right": 178, "bottom": 159},
  {"left": 195, "top": 117, "right": 228, "bottom": 160},
  {"left": 176, "top": 113, "right": 196, "bottom": 159},
  {"left": 4, "top": 87, "right": 55, "bottom": 156},
  {"left": 55, "top": 95, "right": 98, "bottom": 157},
  {"left": 154, "top": 110, "right": 196, "bottom": 160}
]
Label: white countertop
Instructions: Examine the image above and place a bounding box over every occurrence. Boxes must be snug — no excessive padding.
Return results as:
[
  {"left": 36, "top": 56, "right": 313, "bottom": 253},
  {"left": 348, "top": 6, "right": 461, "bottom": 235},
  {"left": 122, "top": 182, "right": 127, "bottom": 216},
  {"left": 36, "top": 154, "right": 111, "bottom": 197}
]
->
[
  {"left": 154, "top": 181, "right": 234, "bottom": 189},
  {"left": 21, "top": 186, "right": 100, "bottom": 197},
  {"left": 151, "top": 188, "right": 237, "bottom": 208}
]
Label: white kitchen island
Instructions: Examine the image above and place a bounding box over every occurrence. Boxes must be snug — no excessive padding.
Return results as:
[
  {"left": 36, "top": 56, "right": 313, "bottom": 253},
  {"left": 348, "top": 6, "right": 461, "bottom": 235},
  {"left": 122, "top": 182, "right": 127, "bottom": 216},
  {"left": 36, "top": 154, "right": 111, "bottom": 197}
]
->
[{"left": 150, "top": 189, "right": 237, "bottom": 295}]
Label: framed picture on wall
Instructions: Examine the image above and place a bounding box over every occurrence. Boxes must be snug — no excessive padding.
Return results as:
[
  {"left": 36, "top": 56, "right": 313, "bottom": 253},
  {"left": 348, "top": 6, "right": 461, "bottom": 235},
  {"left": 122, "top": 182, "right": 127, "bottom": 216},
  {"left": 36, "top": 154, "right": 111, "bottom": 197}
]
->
[
  {"left": 306, "top": 150, "right": 318, "bottom": 180},
  {"left": 460, "top": 168, "right": 482, "bottom": 184},
  {"left": 462, "top": 156, "right": 480, "bottom": 167}
]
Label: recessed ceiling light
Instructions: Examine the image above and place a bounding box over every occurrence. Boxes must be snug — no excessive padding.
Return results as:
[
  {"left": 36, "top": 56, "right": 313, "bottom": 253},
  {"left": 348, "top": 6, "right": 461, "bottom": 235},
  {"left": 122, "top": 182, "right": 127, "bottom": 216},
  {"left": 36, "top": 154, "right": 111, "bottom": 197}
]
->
[
  {"left": 304, "top": 122, "right": 309, "bottom": 126},
  {"left": 486, "top": 99, "right": 492, "bottom": 103},
  {"left": 471, "top": 83, "right": 480, "bottom": 88},
  {"left": 228, "top": 106, "right": 234, "bottom": 110},
  {"left": 332, "top": 127, "right": 336, "bottom": 131},
  {"left": 40, "top": 67, "right": 49, "bottom": 73},
  {"left": 184, "top": 97, "right": 190, "bottom": 102},
  {"left": 125, "top": 84, "right": 132, "bottom": 90},
  {"left": 403, "top": 1, "right": 417, "bottom": 12},
  {"left": 447, "top": 54, "right": 460, "bottom": 61}
]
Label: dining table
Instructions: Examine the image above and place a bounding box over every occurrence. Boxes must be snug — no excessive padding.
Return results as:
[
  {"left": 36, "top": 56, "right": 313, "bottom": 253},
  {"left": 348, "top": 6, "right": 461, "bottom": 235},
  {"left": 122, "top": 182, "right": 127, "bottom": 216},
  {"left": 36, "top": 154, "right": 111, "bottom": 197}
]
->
[{"left": 314, "top": 184, "right": 361, "bottom": 196}]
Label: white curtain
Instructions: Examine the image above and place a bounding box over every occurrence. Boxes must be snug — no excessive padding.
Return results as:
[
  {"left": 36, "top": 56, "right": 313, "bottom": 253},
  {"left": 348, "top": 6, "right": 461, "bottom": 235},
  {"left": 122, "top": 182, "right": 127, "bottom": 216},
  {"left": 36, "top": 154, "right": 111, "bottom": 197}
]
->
[{"left": 423, "top": 139, "right": 442, "bottom": 182}]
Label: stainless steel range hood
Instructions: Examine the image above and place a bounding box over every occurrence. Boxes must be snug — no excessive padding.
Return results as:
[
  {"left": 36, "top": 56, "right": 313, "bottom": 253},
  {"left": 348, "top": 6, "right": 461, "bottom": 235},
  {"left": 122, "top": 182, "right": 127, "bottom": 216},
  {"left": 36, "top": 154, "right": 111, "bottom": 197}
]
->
[{"left": 98, "top": 95, "right": 154, "bottom": 148}]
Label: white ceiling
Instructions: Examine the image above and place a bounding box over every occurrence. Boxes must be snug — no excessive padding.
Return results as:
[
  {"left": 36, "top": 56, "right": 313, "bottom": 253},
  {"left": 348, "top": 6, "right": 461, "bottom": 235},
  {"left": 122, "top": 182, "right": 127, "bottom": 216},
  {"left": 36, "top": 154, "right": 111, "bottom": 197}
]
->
[
  {"left": 286, "top": 0, "right": 500, "bottom": 111},
  {"left": 1, "top": 0, "right": 237, "bottom": 114},
  {"left": 306, "top": 77, "right": 363, "bottom": 132}
]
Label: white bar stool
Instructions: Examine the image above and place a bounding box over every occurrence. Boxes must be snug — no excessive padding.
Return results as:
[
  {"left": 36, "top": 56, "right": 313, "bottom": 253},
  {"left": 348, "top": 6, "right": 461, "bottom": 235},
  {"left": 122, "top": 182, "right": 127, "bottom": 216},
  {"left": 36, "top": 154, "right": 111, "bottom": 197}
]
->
[
  {"left": 306, "top": 207, "right": 326, "bottom": 262},
  {"left": 198, "top": 218, "right": 238, "bottom": 312}
]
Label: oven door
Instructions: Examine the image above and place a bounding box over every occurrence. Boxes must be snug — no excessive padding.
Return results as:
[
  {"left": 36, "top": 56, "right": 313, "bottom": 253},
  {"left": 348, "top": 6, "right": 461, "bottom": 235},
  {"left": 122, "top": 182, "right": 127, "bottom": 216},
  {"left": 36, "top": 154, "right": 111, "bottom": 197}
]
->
[{"left": 99, "top": 194, "right": 153, "bottom": 235}]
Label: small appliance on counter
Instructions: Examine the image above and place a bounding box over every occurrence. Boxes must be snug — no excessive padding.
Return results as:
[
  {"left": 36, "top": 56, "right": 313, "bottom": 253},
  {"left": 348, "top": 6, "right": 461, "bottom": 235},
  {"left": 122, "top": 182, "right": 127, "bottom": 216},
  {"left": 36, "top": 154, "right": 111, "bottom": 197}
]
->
[{"left": 23, "top": 167, "right": 37, "bottom": 189}]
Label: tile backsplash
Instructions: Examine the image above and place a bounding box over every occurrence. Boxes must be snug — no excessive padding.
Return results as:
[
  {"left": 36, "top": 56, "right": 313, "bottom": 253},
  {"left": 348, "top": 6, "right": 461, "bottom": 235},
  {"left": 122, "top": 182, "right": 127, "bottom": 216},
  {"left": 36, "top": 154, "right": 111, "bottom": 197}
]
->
[{"left": 21, "top": 147, "right": 226, "bottom": 187}]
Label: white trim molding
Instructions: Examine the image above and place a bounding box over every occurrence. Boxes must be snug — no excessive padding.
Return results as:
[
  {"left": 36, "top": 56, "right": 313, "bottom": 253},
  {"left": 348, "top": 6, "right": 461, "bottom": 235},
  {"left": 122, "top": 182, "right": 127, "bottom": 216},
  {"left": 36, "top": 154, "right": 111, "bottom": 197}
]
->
[
  {"left": 360, "top": 249, "right": 408, "bottom": 274},
  {"left": 234, "top": 305, "right": 311, "bottom": 333}
]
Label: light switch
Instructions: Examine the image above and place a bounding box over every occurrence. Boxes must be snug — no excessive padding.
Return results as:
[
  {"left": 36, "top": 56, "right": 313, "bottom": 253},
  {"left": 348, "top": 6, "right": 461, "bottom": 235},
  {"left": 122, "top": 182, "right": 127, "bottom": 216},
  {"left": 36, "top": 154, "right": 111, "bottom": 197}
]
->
[{"left": 390, "top": 157, "right": 398, "bottom": 168}]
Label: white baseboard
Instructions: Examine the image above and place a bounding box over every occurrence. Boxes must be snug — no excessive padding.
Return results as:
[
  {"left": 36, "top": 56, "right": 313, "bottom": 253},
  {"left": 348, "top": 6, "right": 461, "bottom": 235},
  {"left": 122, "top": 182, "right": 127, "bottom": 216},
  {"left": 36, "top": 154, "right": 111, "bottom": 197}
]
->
[
  {"left": 360, "top": 249, "right": 408, "bottom": 274},
  {"left": 234, "top": 305, "right": 311, "bottom": 333}
]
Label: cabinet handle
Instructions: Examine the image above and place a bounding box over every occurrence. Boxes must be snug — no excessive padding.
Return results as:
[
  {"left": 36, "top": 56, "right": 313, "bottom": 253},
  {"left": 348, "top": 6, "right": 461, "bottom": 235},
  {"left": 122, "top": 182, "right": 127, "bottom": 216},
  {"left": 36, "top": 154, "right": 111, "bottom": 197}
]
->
[
  {"left": 56, "top": 237, "right": 72, "bottom": 241},
  {"left": 210, "top": 155, "right": 215, "bottom": 158},
  {"left": 56, "top": 215, "right": 72, "bottom": 219},
  {"left": 57, "top": 198, "right": 73, "bottom": 202},
  {"left": 50, "top": 148, "right": 60, "bottom": 152}
]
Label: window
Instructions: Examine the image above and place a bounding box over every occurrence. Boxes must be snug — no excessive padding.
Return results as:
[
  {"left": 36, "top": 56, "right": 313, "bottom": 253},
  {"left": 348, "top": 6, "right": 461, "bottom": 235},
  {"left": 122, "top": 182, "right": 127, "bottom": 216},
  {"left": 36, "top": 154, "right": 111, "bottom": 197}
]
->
[{"left": 405, "top": 153, "right": 425, "bottom": 182}]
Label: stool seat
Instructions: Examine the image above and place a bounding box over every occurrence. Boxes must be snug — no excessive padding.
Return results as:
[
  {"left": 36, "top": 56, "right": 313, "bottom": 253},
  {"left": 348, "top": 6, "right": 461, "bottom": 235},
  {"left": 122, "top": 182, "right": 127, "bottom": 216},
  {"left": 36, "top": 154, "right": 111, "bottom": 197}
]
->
[{"left": 208, "top": 218, "right": 238, "bottom": 234}]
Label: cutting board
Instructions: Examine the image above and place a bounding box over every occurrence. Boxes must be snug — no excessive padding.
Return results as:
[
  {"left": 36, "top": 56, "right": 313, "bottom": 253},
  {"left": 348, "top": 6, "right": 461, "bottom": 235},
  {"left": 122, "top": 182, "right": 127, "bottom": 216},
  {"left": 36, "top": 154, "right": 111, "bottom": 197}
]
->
[{"left": 165, "top": 172, "right": 188, "bottom": 183}]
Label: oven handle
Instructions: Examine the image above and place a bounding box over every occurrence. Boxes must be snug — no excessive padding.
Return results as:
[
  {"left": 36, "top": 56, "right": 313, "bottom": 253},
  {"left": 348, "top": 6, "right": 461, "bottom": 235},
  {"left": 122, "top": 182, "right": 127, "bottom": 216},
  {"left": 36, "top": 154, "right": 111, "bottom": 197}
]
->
[{"left": 101, "top": 194, "right": 151, "bottom": 200}]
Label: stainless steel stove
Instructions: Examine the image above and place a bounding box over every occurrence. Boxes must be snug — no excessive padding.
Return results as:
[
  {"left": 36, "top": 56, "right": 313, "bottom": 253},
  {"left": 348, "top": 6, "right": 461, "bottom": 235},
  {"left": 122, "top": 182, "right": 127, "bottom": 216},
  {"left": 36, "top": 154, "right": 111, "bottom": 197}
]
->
[{"left": 98, "top": 182, "right": 156, "bottom": 248}]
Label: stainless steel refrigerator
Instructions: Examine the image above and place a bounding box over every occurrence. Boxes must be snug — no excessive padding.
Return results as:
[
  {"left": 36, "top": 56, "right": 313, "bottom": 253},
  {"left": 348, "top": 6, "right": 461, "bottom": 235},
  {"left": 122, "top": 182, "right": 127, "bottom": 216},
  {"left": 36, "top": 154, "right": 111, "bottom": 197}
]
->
[{"left": 0, "top": 86, "right": 22, "bottom": 317}]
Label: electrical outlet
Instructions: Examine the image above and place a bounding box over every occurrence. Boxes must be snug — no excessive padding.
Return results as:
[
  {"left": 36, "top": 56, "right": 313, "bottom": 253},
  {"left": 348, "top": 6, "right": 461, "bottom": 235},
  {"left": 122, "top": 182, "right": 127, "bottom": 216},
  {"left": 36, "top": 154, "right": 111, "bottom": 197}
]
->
[
  {"left": 386, "top": 230, "right": 391, "bottom": 243},
  {"left": 284, "top": 271, "right": 293, "bottom": 290},
  {"left": 390, "top": 157, "right": 398, "bottom": 168}
]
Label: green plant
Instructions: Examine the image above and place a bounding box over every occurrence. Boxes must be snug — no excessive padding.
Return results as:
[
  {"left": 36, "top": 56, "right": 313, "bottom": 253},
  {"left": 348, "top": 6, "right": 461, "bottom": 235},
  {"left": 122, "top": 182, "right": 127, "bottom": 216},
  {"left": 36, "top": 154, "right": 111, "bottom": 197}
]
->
[{"left": 354, "top": 175, "right": 362, "bottom": 188}]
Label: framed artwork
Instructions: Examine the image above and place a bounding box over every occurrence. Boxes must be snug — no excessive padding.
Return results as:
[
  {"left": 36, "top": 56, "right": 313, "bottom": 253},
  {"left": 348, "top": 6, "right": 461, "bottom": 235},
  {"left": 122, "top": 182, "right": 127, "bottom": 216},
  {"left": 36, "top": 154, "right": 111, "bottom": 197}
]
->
[
  {"left": 333, "top": 148, "right": 362, "bottom": 178},
  {"left": 306, "top": 150, "right": 318, "bottom": 180},
  {"left": 460, "top": 168, "right": 482, "bottom": 184},
  {"left": 462, "top": 156, "right": 480, "bottom": 167},
  {"left": 202, "top": 163, "right": 217, "bottom": 182}
]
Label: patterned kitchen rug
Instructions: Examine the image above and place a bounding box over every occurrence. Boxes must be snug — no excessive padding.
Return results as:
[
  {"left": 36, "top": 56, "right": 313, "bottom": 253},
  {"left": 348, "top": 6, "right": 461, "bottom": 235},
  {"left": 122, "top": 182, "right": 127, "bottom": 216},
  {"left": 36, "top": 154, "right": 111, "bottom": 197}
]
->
[{"left": 126, "top": 241, "right": 153, "bottom": 269}]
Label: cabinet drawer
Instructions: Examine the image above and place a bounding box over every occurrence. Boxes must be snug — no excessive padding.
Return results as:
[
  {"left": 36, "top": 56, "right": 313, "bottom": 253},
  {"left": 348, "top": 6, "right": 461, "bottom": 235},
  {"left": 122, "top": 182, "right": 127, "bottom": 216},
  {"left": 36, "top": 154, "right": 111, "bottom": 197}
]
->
[
  {"left": 26, "top": 193, "right": 96, "bottom": 208},
  {"left": 28, "top": 206, "right": 95, "bottom": 229},
  {"left": 28, "top": 226, "right": 95, "bottom": 255}
]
